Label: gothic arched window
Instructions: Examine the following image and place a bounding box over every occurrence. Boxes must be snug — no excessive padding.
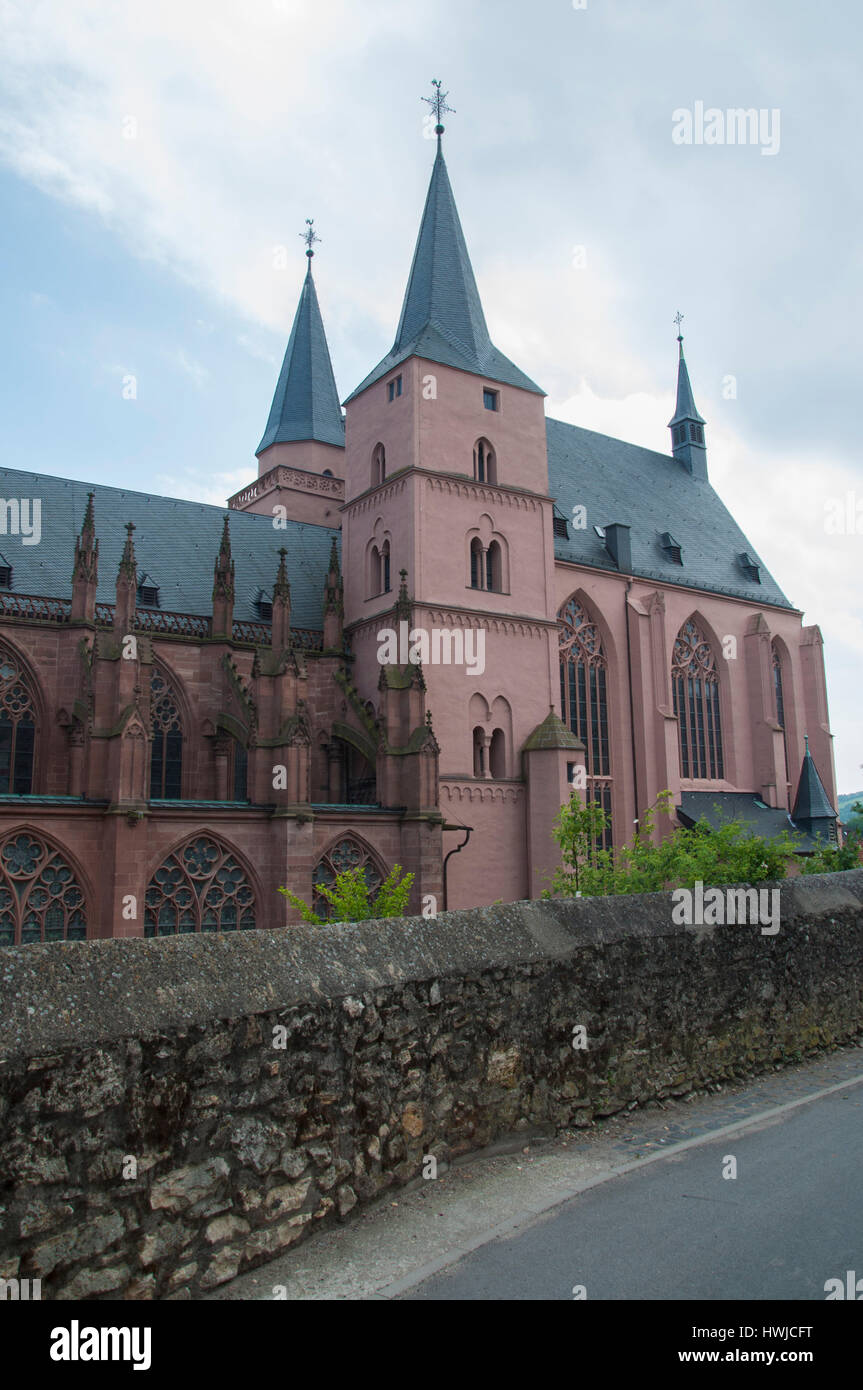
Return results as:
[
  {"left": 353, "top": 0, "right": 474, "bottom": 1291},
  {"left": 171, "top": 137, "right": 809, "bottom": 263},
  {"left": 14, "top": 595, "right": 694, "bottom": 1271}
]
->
[
  {"left": 150, "top": 669, "right": 183, "bottom": 799},
  {"left": 672, "top": 619, "right": 724, "bottom": 779},
  {"left": 227, "top": 738, "right": 248, "bottom": 802},
  {"left": 558, "top": 596, "right": 612, "bottom": 848},
  {"left": 472, "top": 724, "right": 486, "bottom": 776},
  {"left": 486, "top": 540, "right": 503, "bottom": 592},
  {"left": 145, "top": 835, "right": 256, "bottom": 935},
  {"left": 772, "top": 641, "right": 789, "bottom": 791},
  {"left": 381, "top": 539, "right": 391, "bottom": 593},
  {"left": 489, "top": 727, "right": 506, "bottom": 778},
  {"left": 0, "top": 831, "right": 87, "bottom": 944},
  {"left": 312, "top": 837, "right": 384, "bottom": 920},
  {"left": 0, "top": 646, "right": 37, "bottom": 794},
  {"left": 372, "top": 443, "right": 386, "bottom": 488},
  {"left": 466, "top": 533, "right": 480, "bottom": 589},
  {"left": 473, "top": 438, "right": 496, "bottom": 485}
]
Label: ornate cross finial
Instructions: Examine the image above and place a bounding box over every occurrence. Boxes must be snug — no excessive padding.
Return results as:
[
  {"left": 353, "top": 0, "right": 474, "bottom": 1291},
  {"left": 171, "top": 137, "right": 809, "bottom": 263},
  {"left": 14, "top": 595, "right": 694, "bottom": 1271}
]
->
[
  {"left": 300, "top": 218, "right": 321, "bottom": 259},
  {"left": 422, "top": 79, "right": 455, "bottom": 147},
  {"left": 673, "top": 310, "right": 685, "bottom": 340}
]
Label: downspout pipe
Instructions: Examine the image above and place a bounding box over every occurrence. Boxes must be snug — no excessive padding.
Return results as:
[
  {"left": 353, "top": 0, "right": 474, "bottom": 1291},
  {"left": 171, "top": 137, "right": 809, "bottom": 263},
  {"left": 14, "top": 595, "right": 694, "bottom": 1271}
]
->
[{"left": 441, "top": 824, "right": 472, "bottom": 911}]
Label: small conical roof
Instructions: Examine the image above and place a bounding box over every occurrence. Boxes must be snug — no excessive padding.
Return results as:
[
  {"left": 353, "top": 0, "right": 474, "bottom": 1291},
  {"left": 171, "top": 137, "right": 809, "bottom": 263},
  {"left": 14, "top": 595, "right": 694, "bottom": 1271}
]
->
[
  {"left": 669, "top": 337, "right": 706, "bottom": 426},
  {"left": 791, "top": 736, "right": 838, "bottom": 823},
  {"left": 257, "top": 264, "right": 345, "bottom": 453}
]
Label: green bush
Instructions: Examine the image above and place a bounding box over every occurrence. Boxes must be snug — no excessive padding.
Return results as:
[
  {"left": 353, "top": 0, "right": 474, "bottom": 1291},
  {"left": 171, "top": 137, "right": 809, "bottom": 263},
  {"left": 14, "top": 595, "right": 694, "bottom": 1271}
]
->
[
  {"left": 542, "top": 789, "right": 819, "bottom": 899},
  {"left": 279, "top": 863, "right": 414, "bottom": 925}
]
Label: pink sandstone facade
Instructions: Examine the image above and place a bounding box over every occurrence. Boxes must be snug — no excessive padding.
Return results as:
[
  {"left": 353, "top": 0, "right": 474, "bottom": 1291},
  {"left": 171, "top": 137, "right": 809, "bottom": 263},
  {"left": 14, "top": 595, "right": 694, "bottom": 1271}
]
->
[{"left": 0, "top": 123, "right": 838, "bottom": 941}]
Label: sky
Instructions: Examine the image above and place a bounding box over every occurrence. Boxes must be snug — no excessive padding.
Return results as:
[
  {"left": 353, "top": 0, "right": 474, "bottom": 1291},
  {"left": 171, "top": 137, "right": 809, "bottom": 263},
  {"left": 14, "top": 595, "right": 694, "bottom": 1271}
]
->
[{"left": 0, "top": 0, "right": 860, "bottom": 791}]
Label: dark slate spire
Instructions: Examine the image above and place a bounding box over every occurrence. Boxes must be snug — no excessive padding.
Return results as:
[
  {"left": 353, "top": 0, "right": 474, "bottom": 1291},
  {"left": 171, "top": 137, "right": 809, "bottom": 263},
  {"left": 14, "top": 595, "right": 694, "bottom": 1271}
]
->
[
  {"left": 668, "top": 314, "right": 707, "bottom": 480},
  {"left": 257, "top": 229, "right": 345, "bottom": 454},
  {"left": 347, "top": 133, "right": 543, "bottom": 401},
  {"left": 791, "top": 734, "right": 838, "bottom": 840}
]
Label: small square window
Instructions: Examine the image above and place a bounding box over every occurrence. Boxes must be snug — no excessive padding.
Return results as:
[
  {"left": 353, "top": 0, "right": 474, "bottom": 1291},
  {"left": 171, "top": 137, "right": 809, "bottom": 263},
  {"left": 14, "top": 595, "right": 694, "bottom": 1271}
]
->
[{"left": 483, "top": 389, "right": 499, "bottom": 411}]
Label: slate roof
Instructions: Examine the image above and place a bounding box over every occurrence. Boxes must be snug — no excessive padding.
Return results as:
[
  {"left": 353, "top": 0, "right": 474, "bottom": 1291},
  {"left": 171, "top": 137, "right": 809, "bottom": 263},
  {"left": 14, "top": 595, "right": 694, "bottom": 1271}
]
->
[
  {"left": 678, "top": 791, "right": 819, "bottom": 851},
  {"left": 546, "top": 417, "right": 793, "bottom": 609},
  {"left": 0, "top": 468, "right": 339, "bottom": 630},
  {"left": 669, "top": 341, "right": 705, "bottom": 426},
  {"left": 791, "top": 743, "right": 838, "bottom": 823},
  {"left": 346, "top": 149, "right": 544, "bottom": 402},
  {"left": 523, "top": 709, "right": 584, "bottom": 751},
  {"left": 257, "top": 263, "right": 346, "bottom": 453}
]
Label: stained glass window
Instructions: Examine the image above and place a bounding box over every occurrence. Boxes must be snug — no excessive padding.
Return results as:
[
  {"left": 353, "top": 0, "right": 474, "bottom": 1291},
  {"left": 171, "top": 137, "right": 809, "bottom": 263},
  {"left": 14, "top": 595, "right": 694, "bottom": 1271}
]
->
[
  {"left": 0, "top": 832, "right": 87, "bottom": 944},
  {"left": 312, "top": 838, "right": 384, "bottom": 919},
  {"left": 672, "top": 619, "right": 724, "bottom": 779},
  {"left": 150, "top": 669, "right": 183, "bottom": 799},
  {"left": 0, "top": 647, "right": 36, "bottom": 794},
  {"left": 558, "top": 597, "right": 612, "bottom": 849},
  {"left": 144, "top": 835, "right": 256, "bottom": 935}
]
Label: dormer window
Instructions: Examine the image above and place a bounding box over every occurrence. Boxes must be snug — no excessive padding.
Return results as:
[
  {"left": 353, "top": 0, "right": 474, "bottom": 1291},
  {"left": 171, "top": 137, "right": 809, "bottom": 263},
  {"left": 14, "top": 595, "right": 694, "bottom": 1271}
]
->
[
  {"left": 660, "top": 532, "right": 683, "bottom": 565},
  {"left": 0, "top": 554, "right": 12, "bottom": 590},
  {"left": 256, "top": 589, "right": 273, "bottom": 619},
  {"left": 483, "top": 388, "right": 499, "bottom": 412},
  {"left": 137, "top": 572, "right": 160, "bottom": 607},
  {"left": 552, "top": 515, "right": 569, "bottom": 539},
  {"left": 387, "top": 375, "right": 403, "bottom": 402},
  {"left": 739, "top": 552, "right": 761, "bottom": 583}
]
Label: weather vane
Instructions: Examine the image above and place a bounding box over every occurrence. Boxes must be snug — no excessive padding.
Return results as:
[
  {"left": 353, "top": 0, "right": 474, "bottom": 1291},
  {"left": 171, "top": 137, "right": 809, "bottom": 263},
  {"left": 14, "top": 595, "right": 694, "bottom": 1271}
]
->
[
  {"left": 422, "top": 79, "right": 455, "bottom": 146},
  {"left": 300, "top": 218, "right": 321, "bottom": 258},
  {"left": 673, "top": 310, "right": 684, "bottom": 339}
]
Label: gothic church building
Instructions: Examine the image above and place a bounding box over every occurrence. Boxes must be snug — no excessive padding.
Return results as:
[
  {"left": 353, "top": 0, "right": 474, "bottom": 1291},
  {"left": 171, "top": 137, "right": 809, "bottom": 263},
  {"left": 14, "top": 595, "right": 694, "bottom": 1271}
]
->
[{"left": 0, "top": 118, "right": 838, "bottom": 940}]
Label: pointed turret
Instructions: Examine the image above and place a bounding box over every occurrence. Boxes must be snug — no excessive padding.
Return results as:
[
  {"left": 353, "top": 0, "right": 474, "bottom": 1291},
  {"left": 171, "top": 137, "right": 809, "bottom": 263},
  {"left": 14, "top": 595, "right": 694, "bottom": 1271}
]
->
[
  {"left": 71, "top": 491, "right": 99, "bottom": 623},
  {"left": 257, "top": 230, "right": 344, "bottom": 454},
  {"left": 271, "top": 546, "right": 291, "bottom": 652},
  {"left": 791, "top": 734, "right": 838, "bottom": 844},
  {"left": 322, "top": 536, "right": 343, "bottom": 651},
  {"left": 347, "top": 122, "right": 542, "bottom": 401},
  {"left": 212, "top": 515, "right": 235, "bottom": 639},
  {"left": 668, "top": 318, "right": 707, "bottom": 480},
  {"left": 113, "top": 522, "right": 137, "bottom": 635}
]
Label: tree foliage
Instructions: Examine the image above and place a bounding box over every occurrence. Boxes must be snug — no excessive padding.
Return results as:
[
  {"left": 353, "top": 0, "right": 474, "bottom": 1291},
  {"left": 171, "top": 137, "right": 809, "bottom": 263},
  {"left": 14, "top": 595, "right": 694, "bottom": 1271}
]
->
[
  {"left": 543, "top": 789, "right": 857, "bottom": 899},
  {"left": 279, "top": 864, "right": 414, "bottom": 925}
]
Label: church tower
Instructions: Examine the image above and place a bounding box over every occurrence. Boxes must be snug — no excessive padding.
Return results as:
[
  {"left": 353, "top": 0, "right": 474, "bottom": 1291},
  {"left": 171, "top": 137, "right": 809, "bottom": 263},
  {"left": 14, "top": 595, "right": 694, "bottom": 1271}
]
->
[
  {"left": 341, "top": 84, "right": 563, "bottom": 905},
  {"left": 668, "top": 316, "right": 708, "bottom": 480},
  {"left": 230, "top": 221, "right": 345, "bottom": 525}
]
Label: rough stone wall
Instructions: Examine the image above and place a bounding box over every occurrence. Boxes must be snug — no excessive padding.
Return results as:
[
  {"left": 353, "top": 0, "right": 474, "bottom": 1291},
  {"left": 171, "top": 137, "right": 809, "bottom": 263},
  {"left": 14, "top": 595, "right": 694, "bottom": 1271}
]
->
[{"left": 1, "top": 869, "right": 862, "bottom": 1300}]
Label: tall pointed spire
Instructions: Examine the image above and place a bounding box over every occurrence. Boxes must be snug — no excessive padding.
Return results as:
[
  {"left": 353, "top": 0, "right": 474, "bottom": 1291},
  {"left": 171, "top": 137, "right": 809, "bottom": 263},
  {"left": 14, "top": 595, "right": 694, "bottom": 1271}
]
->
[
  {"left": 71, "top": 491, "right": 99, "bottom": 623},
  {"left": 271, "top": 546, "right": 291, "bottom": 652},
  {"left": 322, "top": 535, "right": 343, "bottom": 651},
  {"left": 257, "top": 223, "right": 345, "bottom": 454},
  {"left": 347, "top": 84, "right": 542, "bottom": 402},
  {"left": 113, "top": 521, "right": 137, "bottom": 635},
  {"left": 668, "top": 313, "right": 707, "bottom": 479}
]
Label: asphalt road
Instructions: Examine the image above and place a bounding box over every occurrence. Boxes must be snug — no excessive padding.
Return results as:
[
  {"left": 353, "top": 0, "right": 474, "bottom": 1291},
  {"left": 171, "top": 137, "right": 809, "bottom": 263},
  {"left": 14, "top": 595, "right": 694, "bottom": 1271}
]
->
[
  {"left": 404, "top": 1073, "right": 863, "bottom": 1300},
  {"left": 207, "top": 1043, "right": 863, "bottom": 1301}
]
